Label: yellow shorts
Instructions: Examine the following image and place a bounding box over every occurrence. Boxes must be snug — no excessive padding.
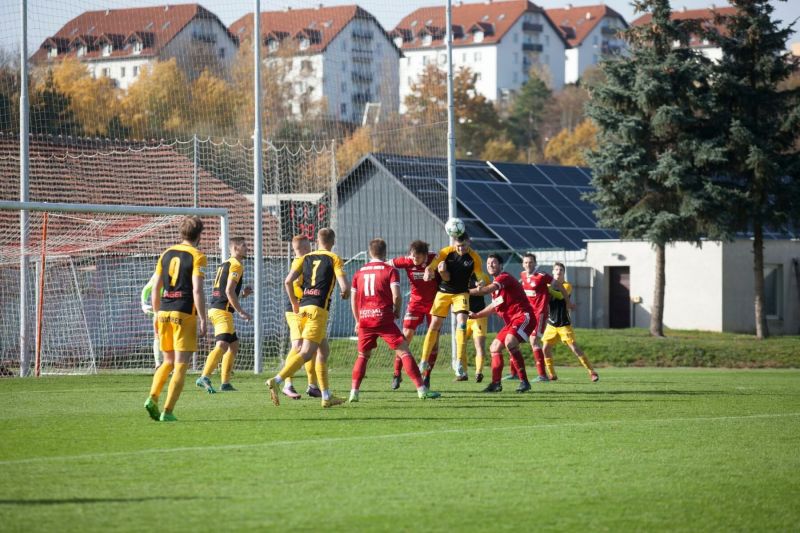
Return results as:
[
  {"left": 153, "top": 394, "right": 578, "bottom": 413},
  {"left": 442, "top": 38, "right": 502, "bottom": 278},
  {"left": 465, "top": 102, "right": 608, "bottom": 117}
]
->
[
  {"left": 285, "top": 311, "right": 302, "bottom": 341},
  {"left": 542, "top": 325, "right": 576, "bottom": 346},
  {"left": 297, "top": 305, "right": 329, "bottom": 344},
  {"left": 430, "top": 291, "right": 469, "bottom": 317},
  {"left": 466, "top": 316, "right": 488, "bottom": 338},
  {"left": 208, "top": 308, "right": 234, "bottom": 335},
  {"left": 157, "top": 310, "right": 197, "bottom": 353}
]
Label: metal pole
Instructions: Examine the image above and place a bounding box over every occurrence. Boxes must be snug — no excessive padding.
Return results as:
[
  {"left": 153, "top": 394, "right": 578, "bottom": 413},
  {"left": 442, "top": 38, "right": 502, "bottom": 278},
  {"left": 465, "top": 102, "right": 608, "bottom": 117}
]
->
[
  {"left": 253, "top": 0, "right": 264, "bottom": 374},
  {"left": 19, "top": 0, "right": 30, "bottom": 377},
  {"left": 330, "top": 139, "right": 338, "bottom": 234},
  {"left": 220, "top": 214, "right": 229, "bottom": 262},
  {"left": 446, "top": 0, "right": 458, "bottom": 372},
  {"left": 192, "top": 133, "right": 198, "bottom": 208}
]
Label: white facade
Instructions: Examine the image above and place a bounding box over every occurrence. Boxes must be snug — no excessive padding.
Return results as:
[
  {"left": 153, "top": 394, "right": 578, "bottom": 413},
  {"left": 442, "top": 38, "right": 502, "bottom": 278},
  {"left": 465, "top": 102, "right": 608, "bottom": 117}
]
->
[
  {"left": 564, "top": 17, "right": 626, "bottom": 84},
  {"left": 580, "top": 239, "right": 800, "bottom": 334},
  {"left": 398, "top": 11, "right": 566, "bottom": 113},
  {"left": 268, "top": 18, "right": 400, "bottom": 123}
]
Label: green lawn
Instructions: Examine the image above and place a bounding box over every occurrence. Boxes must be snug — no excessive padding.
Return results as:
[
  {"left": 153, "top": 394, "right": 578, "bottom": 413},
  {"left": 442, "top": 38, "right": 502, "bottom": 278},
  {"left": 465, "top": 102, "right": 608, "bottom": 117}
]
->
[{"left": 1, "top": 367, "right": 799, "bottom": 532}]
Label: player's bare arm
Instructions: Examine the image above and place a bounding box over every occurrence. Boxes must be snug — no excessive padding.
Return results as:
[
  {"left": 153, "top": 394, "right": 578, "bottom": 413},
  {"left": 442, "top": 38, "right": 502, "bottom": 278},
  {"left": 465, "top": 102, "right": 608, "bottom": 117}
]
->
[
  {"left": 437, "top": 260, "right": 451, "bottom": 282},
  {"left": 391, "top": 282, "right": 402, "bottom": 319},
  {"left": 193, "top": 274, "right": 207, "bottom": 337},
  {"left": 351, "top": 287, "right": 359, "bottom": 333},
  {"left": 470, "top": 281, "right": 499, "bottom": 297},
  {"left": 469, "top": 300, "right": 497, "bottom": 320},
  {"left": 337, "top": 273, "right": 351, "bottom": 300},
  {"left": 284, "top": 270, "right": 301, "bottom": 312},
  {"left": 225, "top": 275, "right": 251, "bottom": 321}
]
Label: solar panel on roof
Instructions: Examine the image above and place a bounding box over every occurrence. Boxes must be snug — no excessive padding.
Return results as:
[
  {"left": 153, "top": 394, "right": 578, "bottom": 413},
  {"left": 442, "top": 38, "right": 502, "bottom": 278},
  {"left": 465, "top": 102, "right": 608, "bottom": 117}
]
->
[{"left": 490, "top": 162, "right": 552, "bottom": 185}]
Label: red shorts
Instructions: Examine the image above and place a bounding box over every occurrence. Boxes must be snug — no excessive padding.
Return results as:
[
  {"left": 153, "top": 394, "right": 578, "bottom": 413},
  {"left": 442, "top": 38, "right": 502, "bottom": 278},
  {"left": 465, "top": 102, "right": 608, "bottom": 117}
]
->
[
  {"left": 496, "top": 312, "right": 536, "bottom": 344},
  {"left": 533, "top": 308, "right": 548, "bottom": 336},
  {"left": 358, "top": 322, "right": 406, "bottom": 353},
  {"left": 403, "top": 303, "right": 433, "bottom": 331}
]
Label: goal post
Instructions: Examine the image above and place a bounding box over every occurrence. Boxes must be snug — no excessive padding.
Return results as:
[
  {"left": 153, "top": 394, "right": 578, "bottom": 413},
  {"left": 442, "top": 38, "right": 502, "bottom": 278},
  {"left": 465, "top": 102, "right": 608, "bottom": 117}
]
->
[{"left": 0, "top": 200, "right": 229, "bottom": 376}]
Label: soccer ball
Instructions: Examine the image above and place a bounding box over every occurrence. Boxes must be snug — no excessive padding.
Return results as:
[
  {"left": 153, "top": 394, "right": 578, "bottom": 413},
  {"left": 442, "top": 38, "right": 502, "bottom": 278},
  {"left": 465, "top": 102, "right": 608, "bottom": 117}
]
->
[{"left": 445, "top": 217, "right": 465, "bottom": 238}]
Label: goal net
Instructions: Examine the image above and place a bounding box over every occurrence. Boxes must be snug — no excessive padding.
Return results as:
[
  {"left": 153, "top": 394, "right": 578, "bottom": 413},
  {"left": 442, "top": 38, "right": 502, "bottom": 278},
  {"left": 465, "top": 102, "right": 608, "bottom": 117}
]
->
[{"left": 0, "top": 202, "right": 230, "bottom": 376}]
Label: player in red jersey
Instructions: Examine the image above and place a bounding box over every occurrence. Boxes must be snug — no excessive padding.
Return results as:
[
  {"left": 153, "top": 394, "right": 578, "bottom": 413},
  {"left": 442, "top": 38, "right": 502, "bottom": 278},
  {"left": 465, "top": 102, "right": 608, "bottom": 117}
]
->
[
  {"left": 349, "top": 238, "right": 441, "bottom": 402},
  {"left": 517, "top": 253, "right": 566, "bottom": 381},
  {"left": 387, "top": 240, "right": 440, "bottom": 389},
  {"left": 469, "top": 254, "right": 533, "bottom": 393}
]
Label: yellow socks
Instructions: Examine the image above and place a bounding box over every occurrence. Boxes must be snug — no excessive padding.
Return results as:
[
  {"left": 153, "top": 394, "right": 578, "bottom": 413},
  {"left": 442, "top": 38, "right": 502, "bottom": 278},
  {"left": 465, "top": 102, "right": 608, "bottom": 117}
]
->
[
  {"left": 278, "top": 350, "right": 306, "bottom": 381},
  {"left": 221, "top": 350, "right": 234, "bottom": 384},
  {"left": 149, "top": 362, "right": 174, "bottom": 400},
  {"left": 305, "top": 358, "right": 318, "bottom": 387},
  {"left": 455, "top": 326, "right": 468, "bottom": 371},
  {"left": 544, "top": 357, "right": 556, "bottom": 378},
  {"left": 475, "top": 354, "right": 484, "bottom": 375},
  {"left": 163, "top": 362, "right": 188, "bottom": 413},
  {"left": 420, "top": 329, "right": 440, "bottom": 363},
  {"left": 202, "top": 344, "right": 225, "bottom": 377},
  {"left": 315, "top": 360, "right": 329, "bottom": 392},
  {"left": 578, "top": 355, "right": 594, "bottom": 372}
]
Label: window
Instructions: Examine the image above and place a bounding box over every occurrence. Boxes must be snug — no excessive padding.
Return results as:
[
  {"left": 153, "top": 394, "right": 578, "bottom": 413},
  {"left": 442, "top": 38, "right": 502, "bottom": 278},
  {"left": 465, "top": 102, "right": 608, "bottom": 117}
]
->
[
  {"left": 218, "top": 47, "right": 225, "bottom": 59},
  {"left": 268, "top": 39, "right": 279, "bottom": 52},
  {"left": 102, "top": 43, "right": 112, "bottom": 56},
  {"left": 422, "top": 34, "right": 432, "bottom": 46},
  {"left": 48, "top": 47, "right": 57, "bottom": 58},
  {"left": 133, "top": 66, "right": 139, "bottom": 77},
  {"left": 120, "top": 66, "right": 126, "bottom": 77},
  {"left": 474, "top": 31, "right": 484, "bottom": 43},
  {"left": 475, "top": 72, "right": 481, "bottom": 81},
  {"left": 423, "top": 55, "right": 429, "bottom": 65},
  {"left": 77, "top": 45, "right": 86, "bottom": 57},
  {"left": 133, "top": 41, "right": 143, "bottom": 54},
  {"left": 101, "top": 68, "right": 110, "bottom": 77},
  {"left": 394, "top": 37, "right": 403, "bottom": 48},
  {"left": 341, "top": 102, "right": 347, "bottom": 115},
  {"left": 764, "top": 265, "right": 784, "bottom": 319},
  {"left": 299, "top": 38, "right": 310, "bottom": 50},
  {"left": 301, "top": 59, "right": 312, "bottom": 72},
  {"left": 474, "top": 51, "right": 481, "bottom": 61}
]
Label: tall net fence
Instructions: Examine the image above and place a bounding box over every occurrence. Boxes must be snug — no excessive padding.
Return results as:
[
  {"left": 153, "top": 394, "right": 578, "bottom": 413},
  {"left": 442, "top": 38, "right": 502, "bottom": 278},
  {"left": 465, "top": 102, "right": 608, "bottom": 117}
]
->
[{"left": 1, "top": 0, "right": 459, "bottom": 375}]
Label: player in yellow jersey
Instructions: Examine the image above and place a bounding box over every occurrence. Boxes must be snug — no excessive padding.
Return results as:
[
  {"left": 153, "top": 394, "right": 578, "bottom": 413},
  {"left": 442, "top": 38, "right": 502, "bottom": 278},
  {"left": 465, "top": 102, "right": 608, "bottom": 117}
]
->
[
  {"left": 266, "top": 228, "right": 351, "bottom": 408},
  {"left": 466, "top": 272, "right": 490, "bottom": 382},
  {"left": 420, "top": 233, "right": 484, "bottom": 380},
  {"left": 541, "top": 262, "right": 599, "bottom": 382},
  {"left": 281, "top": 234, "right": 320, "bottom": 400},
  {"left": 196, "top": 237, "right": 252, "bottom": 393},
  {"left": 144, "top": 216, "right": 207, "bottom": 422}
]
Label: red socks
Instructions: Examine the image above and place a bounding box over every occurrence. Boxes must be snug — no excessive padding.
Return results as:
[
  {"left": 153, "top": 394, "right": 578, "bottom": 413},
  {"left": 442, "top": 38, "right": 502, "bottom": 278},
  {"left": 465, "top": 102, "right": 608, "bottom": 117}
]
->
[
  {"left": 351, "top": 354, "right": 368, "bottom": 390},
  {"left": 393, "top": 355, "right": 403, "bottom": 378},
  {"left": 491, "top": 352, "right": 503, "bottom": 383},
  {"left": 533, "top": 347, "right": 546, "bottom": 378},
  {"left": 509, "top": 356, "right": 519, "bottom": 378},
  {"left": 400, "top": 353, "right": 424, "bottom": 388},
  {"left": 509, "top": 348, "right": 528, "bottom": 382}
]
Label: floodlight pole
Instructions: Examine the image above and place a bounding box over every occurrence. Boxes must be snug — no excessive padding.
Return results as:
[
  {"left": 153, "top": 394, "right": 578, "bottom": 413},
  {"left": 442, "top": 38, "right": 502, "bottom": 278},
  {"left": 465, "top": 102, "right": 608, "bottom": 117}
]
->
[
  {"left": 253, "top": 0, "right": 264, "bottom": 374},
  {"left": 19, "top": 0, "right": 30, "bottom": 376},
  {"left": 446, "top": 0, "right": 458, "bottom": 372}
]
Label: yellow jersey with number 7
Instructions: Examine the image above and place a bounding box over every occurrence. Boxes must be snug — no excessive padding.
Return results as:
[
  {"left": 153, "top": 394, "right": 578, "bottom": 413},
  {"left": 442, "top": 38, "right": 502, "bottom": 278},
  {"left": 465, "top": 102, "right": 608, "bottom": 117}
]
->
[{"left": 292, "top": 249, "right": 344, "bottom": 310}]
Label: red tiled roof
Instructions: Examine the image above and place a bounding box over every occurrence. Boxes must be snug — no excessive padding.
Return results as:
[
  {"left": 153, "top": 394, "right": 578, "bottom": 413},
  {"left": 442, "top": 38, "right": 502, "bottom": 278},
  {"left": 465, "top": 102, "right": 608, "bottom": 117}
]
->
[
  {"left": 229, "top": 5, "right": 382, "bottom": 55},
  {"left": 0, "top": 136, "right": 279, "bottom": 255},
  {"left": 631, "top": 6, "right": 738, "bottom": 48},
  {"left": 32, "top": 4, "right": 238, "bottom": 63},
  {"left": 393, "top": 0, "right": 567, "bottom": 50},
  {"left": 545, "top": 4, "right": 627, "bottom": 46}
]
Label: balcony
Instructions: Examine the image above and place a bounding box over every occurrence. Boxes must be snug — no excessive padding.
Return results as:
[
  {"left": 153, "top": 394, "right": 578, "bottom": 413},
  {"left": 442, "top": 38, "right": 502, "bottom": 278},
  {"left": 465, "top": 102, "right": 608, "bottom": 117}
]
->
[
  {"left": 522, "top": 43, "right": 543, "bottom": 52},
  {"left": 351, "top": 71, "right": 373, "bottom": 84},
  {"left": 601, "top": 26, "right": 618, "bottom": 37},
  {"left": 352, "top": 29, "right": 374, "bottom": 40},
  {"left": 352, "top": 92, "right": 372, "bottom": 103},
  {"left": 522, "top": 22, "right": 543, "bottom": 33},
  {"left": 352, "top": 54, "right": 373, "bottom": 64}
]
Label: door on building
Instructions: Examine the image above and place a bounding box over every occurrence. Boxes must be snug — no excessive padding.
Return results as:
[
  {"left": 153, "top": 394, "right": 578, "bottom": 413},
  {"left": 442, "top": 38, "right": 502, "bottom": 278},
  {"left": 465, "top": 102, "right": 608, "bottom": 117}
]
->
[{"left": 609, "top": 266, "right": 630, "bottom": 328}]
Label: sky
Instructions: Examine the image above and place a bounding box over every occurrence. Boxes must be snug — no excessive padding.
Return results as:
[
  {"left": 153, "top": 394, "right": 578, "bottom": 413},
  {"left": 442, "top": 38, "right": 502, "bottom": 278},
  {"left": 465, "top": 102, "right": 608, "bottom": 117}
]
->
[{"left": 0, "top": 0, "right": 797, "bottom": 54}]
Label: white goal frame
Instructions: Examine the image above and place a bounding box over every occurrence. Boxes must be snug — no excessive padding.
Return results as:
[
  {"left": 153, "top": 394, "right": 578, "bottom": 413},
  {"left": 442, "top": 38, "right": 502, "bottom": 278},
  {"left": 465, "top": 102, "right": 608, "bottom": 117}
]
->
[{"left": 0, "top": 200, "right": 229, "bottom": 376}]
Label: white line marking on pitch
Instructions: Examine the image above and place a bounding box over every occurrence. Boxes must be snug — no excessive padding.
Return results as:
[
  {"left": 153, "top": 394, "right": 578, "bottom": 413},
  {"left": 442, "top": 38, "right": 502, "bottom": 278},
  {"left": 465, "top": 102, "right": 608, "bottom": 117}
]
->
[{"left": 2, "top": 412, "right": 798, "bottom": 467}]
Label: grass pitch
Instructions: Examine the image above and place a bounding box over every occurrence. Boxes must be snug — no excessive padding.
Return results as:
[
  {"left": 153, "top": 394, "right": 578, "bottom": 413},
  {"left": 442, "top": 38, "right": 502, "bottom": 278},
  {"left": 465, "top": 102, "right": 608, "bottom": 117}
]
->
[{"left": 1, "top": 367, "right": 799, "bottom": 532}]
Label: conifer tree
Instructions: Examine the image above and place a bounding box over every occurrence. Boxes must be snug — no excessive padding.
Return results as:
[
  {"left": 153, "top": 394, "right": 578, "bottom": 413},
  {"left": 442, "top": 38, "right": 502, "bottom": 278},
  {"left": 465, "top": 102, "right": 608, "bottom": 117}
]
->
[
  {"left": 585, "top": 0, "right": 725, "bottom": 336},
  {"left": 706, "top": 0, "right": 800, "bottom": 338}
]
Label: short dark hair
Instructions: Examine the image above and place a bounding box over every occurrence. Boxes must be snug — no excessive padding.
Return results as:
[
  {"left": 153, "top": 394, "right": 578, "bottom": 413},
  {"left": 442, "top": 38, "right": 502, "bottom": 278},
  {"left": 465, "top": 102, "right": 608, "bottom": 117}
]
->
[
  {"left": 318, "top": 228, "right": 335, "bottom": 246},
  {"left": 229, "top": 237, "right": 246, "bottom": 248},
  {"left": 369, "top": 238, "right": 387, "bottom": 259},
  {"left": 408, "top": 240, "right": 429, "bottom": 255},
  {"left": 454, "top": 232, "right": 470, "bottom": 243},
  {"left": 523, "top": 253, "right": 537, "bottom": 262},
  {"left": 487, "top": 253, "right": 504, "bottom": 264},
  {"left": 180, "top": 216, "right": 204, "bottom": 242},
  {"left": 553, "top": 261, "right": 566, "bottom": 270}
]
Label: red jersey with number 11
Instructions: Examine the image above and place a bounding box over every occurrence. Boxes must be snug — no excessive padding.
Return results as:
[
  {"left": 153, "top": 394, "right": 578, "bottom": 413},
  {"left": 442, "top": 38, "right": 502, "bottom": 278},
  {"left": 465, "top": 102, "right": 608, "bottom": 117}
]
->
[{"left": 352, "top": 261, "right": 400, "bottom": 328}]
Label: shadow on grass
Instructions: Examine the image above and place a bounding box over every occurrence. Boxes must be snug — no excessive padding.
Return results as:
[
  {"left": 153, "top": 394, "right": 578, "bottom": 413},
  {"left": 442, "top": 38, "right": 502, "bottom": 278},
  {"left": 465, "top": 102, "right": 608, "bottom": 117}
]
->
[{"left": 0, "top": 495, "right": 214, "bottom": 506}]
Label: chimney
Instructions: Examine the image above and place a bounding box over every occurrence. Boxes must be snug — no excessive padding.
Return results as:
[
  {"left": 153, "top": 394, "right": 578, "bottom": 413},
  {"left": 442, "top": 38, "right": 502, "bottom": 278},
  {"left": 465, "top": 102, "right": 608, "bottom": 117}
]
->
[
  {"left": 565, "top": 4, "right": 572, "bottom": 10},
  {"left": 585, "top": 12, "right": 592, "bottom": 20}
]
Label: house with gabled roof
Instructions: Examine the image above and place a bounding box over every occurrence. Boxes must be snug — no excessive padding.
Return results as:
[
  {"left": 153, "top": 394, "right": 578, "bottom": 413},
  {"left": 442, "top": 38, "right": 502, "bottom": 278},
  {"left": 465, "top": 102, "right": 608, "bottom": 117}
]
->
[
  {"left": 33, "top": 4, "right": 239, "bottom": 90},
  {"left": 546, "top": 4, "right": 627, "bottom": 84},
  {"left": 229, "top": 5, "right": 400, "bottom": 123},
  {"left": 393, "top": 0, "right": 569, "bottom": 111},
  {"left": 631, "top": 5, "right": 738, "bottom": 62}
]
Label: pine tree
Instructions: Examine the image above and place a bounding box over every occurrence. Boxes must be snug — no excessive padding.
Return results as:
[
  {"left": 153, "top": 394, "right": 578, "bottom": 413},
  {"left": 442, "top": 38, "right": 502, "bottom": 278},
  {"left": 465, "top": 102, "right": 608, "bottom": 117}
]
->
[
  {"left": 505, "top": 72, "right": 551, "bottom": 161},
  {"left": 706, "top": 0, "right": 800, "bottom": 338},
  {"left": 585, "top": 0, "right": 726, "bottom": 336}
]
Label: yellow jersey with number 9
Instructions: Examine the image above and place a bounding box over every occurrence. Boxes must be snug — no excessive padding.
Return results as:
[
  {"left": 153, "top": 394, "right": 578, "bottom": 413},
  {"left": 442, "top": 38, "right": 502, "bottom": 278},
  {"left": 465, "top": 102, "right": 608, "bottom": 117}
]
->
[
  {"left": 155, "top": 243, "right": 207, "bottom": 314},
  {"left": 293, "top": 250, "right": 344, "bottom": 310}
]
